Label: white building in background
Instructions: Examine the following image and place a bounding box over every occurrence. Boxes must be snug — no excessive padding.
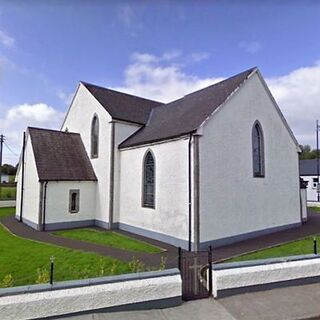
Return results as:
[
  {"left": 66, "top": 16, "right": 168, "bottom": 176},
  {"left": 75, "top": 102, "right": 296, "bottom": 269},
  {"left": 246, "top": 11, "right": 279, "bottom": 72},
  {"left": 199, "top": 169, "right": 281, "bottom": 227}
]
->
[
  {"left": 300, "top": 159, "right": 320, "bottom": 204},
  {"left": 0, "top": 174, "right": 9, "bottom": 183},
  {"left": 15, "top": 67, "right": 306, "bottom": 250}
]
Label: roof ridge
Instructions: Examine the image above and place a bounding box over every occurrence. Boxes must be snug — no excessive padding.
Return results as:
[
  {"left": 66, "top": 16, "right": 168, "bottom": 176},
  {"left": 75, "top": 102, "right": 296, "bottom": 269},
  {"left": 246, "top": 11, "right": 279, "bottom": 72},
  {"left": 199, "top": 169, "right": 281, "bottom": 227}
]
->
[
  {"left": 80, "top": 81, "right": 164, "bottom": 105},
  {"left": 28, "top": 126, "right": 80, "bottom": 135}
]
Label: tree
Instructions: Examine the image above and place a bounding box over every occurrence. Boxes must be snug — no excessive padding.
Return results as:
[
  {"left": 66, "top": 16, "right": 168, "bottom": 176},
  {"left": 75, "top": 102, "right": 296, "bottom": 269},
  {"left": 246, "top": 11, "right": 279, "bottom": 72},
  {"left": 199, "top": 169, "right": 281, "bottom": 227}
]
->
[{"left": 299, "top": 144, "right": 318, "bottom": 160}]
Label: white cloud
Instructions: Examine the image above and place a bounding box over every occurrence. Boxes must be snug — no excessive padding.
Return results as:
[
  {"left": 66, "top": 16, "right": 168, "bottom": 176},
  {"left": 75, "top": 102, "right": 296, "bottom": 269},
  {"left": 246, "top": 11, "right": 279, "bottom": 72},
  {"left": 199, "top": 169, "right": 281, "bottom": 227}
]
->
[
  {"left": 0, "top": 30, "right": 15, "bottom": 48},
  {"left": 57, "top": 90, "right": 73, "bottom": 105},
  {"left": 0, "top": 103, "right": 64, "bottom": 164},
  {"left": 190, "top": 52, "right": 210, "bottom": 62},
  {"left": 114, "top": 51, "right": 219, "bottom": 102},
  {"left": 239, "top": 41, "right": 262, "bottom": 54},
  {"left": 115, "top": 52, "right": 320, "bottom": 147},
  {"left": 266, "top": 64, "right": 320, "bottom": 147}
]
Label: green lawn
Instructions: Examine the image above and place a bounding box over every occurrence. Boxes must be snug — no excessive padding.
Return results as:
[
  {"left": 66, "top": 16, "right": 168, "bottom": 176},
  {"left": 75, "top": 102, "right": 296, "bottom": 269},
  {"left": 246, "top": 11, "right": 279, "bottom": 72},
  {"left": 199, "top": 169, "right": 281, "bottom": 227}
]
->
[
  {"left": 227, "top": 235, "right": 320, "bottom": 262},
  {"left": 0, "top": 207, "right": 15, "bottom": 218},
  {"left": 0, "top": 223, "right": 131, "bottom": 287},
  {"left": 309, "top": 206, "right": 320, "bottom": 213},
  {"left": 54, "top": 228, "right": 163, "bottom": 253},
  {"left": 0, "top": 186, "right": 16, "bottom": 199}
]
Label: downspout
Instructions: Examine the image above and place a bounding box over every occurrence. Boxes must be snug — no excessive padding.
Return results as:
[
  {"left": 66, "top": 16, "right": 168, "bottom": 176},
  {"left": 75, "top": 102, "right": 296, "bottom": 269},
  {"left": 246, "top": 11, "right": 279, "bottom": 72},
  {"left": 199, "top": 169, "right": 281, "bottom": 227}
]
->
[
  {"left": 193, "top": 134, "right": 200, "bottom": 251},
  {"left": 108, "top": 121, "right": 115, "bottom": 229},
  {"left": 19, "top": 132, "right": 26, "bottom": 222},
  {"left": 188, "top": 134, "right": 192, "bottom": 251},
  {"left": 43, "top": 181, "right": 48, "bottom": 231}
]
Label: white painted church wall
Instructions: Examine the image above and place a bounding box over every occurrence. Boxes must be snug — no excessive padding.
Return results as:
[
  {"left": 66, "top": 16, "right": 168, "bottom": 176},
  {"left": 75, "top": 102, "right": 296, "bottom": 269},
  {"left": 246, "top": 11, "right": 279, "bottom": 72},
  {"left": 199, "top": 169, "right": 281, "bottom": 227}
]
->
[
  {"left": 61, "top": 84, "right": 112, "bottom": 225},
  {"left": 199, "top": 72, "right": 301, "bottom": 244},
  {"left": 15, "top": 132, "right": 40, "bottom": 227},
  {"left": 44, "top": 181, "right": 96, "bottom": 226},
  {"left": 119, "top": 139, "right": 190, "bottom": 246},
  {"left": 113, "top": 121, "right": 142, "bottom": 223}
]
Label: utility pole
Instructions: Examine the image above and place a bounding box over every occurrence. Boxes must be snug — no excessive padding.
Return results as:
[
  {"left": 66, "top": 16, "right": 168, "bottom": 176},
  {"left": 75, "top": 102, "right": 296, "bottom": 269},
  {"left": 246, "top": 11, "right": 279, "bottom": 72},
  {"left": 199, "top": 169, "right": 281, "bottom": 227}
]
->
[
  {"left": 317, "top": 121, "right": 320, "bottom": 202},
  {"left": 0, "top": 134, "right": 4, "bottom": 197}
]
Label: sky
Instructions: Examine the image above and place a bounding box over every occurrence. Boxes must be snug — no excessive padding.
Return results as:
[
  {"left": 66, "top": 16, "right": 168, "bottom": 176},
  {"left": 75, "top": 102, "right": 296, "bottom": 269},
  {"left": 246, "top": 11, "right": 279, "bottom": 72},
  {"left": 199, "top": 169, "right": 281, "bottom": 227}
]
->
[{"left": 0, "top": 0, "right": 320, "bottom": 165}]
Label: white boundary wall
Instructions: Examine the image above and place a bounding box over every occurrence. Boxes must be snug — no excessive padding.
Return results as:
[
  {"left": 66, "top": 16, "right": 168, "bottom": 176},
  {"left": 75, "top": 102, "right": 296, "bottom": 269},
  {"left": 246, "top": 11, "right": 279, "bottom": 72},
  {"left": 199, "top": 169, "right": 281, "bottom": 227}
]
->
[
  {"left": 0, "top": 269, "right": 181, "bottom": 320},
  {"left": 212, "top": 255, "right": 320, "bottom": 298}
]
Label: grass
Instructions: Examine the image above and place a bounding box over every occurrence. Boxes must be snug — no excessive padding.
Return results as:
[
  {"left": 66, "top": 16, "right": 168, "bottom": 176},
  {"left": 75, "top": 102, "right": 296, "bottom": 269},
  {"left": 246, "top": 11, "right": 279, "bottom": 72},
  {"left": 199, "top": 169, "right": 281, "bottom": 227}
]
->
[
  {"left": 227, "top": 235, "right": 320, "bottom": 262},
  {"left": 309, "top": 206, "right": 320, "bottom": 213},
  {"left": 54, "top": 228, "right": 163, "bottom": 253},
  {"left": 0, "top": 208, "right": 131, "bottom": 287},
  {"left": 0, "top": 186, "right": 16, "bottom": 200},
  {"left": 0, "top": 207, "right": 15, "bottom": 218}
]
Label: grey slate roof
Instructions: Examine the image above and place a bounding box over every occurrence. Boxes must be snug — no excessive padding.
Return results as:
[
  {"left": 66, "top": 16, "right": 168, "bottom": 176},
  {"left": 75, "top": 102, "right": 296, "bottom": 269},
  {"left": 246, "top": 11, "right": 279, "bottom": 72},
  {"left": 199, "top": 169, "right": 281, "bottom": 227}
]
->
[
  {"left": 81, "top": 82, "right": 162, "bottom": 125},
  {"left": 119, "top": 67, "right": 256, "bottom": 149},
  {"left": 300, "top": 159, "right": 320, "bottom": 176},
  {"left": 28, "top": 127, "right": 97, "bottom": 181}
]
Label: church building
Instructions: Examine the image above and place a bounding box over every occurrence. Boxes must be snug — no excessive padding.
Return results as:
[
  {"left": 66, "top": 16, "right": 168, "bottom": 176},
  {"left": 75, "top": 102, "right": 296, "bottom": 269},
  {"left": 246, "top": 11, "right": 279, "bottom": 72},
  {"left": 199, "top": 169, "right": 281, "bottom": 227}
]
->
[{"left": 15, "top": 67, "right": 306, "bottom": 250}]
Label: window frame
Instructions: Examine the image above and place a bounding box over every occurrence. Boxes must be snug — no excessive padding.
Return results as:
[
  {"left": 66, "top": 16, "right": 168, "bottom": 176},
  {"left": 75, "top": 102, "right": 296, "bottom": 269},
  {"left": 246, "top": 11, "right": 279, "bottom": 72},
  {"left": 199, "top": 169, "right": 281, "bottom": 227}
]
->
[
  {"left": 69, "top": 189, "right": 80, "bottom": 214},
  {"left": 142, "top": 150, "right": 156, "bottom": 209},
  {"left": 91, "top": 114, "right": 99, "bottom": 159},
  {"left": 252, "top": 120, "right": 265, "bottom": 178}
]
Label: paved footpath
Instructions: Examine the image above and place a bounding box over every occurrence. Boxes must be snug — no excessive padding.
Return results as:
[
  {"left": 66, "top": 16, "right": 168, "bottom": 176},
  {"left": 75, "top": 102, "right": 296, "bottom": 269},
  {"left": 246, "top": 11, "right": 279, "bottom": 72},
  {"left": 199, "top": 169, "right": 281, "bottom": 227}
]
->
[
  {"left": 64, "top": 283, "right": 320, "bottom": 320},
  {"left": 2, "top": 209, "right": 320, "bottom": 268}
]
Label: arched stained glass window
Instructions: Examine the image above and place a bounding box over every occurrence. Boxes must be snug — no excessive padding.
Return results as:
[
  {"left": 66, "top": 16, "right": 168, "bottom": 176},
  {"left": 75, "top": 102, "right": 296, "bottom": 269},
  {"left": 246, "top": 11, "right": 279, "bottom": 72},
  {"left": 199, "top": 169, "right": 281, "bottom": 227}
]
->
[
  {"left": 91, "top": 115, "right": 99, "bottom": 158},
  {"left": 252, "top": 121, "right": 265, "bottom": 177},
  {"left": 143, "top": 151, "right": 155, "bottom": 208}
]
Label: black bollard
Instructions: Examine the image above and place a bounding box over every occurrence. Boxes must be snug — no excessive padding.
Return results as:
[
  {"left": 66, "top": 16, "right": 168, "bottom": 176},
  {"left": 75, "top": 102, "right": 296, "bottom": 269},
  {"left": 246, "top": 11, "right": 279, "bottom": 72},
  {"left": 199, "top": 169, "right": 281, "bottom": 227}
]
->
[
  {"left": 314, "top": 238, "right": 318, "bottom": 255},
  {"left": 50, "top": 256, "right": 55, "bottom": 285}
]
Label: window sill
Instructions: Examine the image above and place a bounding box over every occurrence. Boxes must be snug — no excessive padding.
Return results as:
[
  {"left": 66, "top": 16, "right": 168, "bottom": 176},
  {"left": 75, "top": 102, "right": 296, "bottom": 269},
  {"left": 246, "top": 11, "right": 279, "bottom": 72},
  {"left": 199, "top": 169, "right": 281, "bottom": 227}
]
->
[
  {"left": 253, "top": 174, "right": 265, "bottom": 178},
  {"left": 142, "top": 205, "right": 155, "bottom": 209}
]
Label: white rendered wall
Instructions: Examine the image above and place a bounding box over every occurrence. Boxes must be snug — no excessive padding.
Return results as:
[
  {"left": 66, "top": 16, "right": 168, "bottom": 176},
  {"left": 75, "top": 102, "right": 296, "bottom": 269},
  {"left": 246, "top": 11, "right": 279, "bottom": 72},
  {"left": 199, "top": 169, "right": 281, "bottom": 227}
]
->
[
  {"left": 61, "top": 84, "right": 112, "bottom": 225},
  {"left": 199, "top": 73, "right": 301, "bottom": 243},
  {"left": 301, "top": 189, "right": 307, "bottom": 221},
  {"left": 212, "top": 258, "right": 320, "bottom": 298},
  {"left": 302, "top": 175, "right": 319, "bottom": 202},
  {"left": 119, "top": 139, "right": 189, "bottom": 244},
  {"left": 0, "top": 272, "right": 181, "bottom": 320},
  {"left": 45, "top": 181, "right": 96, "bottom": 224},
  {"left": 15, "top": 133, "right": 40, "bottom": 226},
  {"left": 113, "top": 121, "right": 142, "bottom": 223}
]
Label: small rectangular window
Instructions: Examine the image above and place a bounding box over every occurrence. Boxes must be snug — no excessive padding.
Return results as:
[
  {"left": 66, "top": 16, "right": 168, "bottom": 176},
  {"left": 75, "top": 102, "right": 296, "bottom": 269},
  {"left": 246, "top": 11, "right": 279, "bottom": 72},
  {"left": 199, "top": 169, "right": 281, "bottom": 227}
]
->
[{"left": 69, "top": 190, "right": 80, "bottom": 213}]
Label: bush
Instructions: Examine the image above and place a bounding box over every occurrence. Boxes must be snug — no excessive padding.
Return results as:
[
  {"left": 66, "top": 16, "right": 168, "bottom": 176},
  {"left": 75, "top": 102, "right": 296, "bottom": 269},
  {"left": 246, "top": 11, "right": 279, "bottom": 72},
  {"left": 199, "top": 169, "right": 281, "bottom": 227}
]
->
[
  {"left": 35, "top": 268, "right": 49, "bottom": 284},
  {"left": 1, "top": 274, "right": 13, "bottom": 287}
]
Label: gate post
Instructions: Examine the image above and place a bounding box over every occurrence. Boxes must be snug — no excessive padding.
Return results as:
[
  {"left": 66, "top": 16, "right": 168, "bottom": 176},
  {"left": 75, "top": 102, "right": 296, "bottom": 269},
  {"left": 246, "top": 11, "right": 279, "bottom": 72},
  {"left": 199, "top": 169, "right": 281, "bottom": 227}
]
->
[
  {"left": 178, "top": 247, "right": 182, "bottom": 270},
  {"left": 208, "top": 245, "right": 213, "bottom": 296}
]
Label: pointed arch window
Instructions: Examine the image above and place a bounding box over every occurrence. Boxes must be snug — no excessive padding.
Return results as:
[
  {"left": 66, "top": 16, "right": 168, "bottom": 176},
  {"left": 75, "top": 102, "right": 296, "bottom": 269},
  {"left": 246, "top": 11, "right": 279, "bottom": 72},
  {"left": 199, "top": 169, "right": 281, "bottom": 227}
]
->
[
  {"left": 252, "top": 121, "right": 265, "bottom": 177},
  {"left": 91, "top": 115, "right": 99, "bottom": 158},
  {"left": 143, "top": 151, "right": 155, "bottom": 208}
]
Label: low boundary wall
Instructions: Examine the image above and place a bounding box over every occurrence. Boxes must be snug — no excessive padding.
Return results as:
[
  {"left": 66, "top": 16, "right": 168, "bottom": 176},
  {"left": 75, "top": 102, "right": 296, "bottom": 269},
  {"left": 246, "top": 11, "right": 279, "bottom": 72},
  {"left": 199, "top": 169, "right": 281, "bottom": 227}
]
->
[
  {"left": 0, "top": 200, "right": 15, "bottom": 208},
  {"left": 0, "top": 268, "right": 182, "bottom": 320},
  {"left": 212, "top": 254, "right": 320, "bottom": 298}
]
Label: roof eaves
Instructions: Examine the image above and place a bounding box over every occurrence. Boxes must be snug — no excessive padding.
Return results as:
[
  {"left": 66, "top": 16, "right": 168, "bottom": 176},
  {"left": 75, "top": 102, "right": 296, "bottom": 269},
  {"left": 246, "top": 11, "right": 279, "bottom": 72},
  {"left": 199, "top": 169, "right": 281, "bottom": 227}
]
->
[{"left": 119, "top": 130, "right": 196, "bottom": 150}]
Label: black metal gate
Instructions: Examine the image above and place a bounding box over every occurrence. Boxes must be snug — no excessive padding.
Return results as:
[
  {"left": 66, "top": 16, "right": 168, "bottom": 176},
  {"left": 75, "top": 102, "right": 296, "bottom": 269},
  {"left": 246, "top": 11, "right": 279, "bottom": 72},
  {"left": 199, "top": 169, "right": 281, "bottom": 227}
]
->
[{"left": 178, "top": 247, "right": 212, "bottom": 301}]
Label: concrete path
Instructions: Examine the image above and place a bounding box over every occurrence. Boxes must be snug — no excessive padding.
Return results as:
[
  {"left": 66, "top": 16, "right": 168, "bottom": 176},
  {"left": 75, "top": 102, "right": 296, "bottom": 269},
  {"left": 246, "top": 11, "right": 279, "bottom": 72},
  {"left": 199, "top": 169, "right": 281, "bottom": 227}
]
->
[
  {"left": 64, "top": 283, "right": 320, "bottom": 320},
  {"left": 212, "top": 209, "right": 320, "bottom": 262},
  {"left": 64, "top": 299, "right": 236, "bottom": 320},
  {"left": 0, "top": 215, "right": 178, "bottom": 268},
  {"left": 2, "top": 209, "right": 320, "bottom": 268}
]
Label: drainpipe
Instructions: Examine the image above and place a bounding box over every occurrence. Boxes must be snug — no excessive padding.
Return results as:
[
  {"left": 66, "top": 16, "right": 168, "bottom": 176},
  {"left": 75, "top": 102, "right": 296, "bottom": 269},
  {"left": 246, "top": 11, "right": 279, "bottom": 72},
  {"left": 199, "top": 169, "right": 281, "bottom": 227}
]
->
[
  {"left": 188, "top": 134, "right": 192, "bottom": 251},
  {"left": 43, "top": 181, "right": 48, "bottom": 231},
  {"left": 193, "top": 134, "right": 200, "bottom": 251},
  {"left": 108, "top": 121, "right": 115, "bottom": 229},
  {"left": 19, "top": 132, "right": 26, "bottom": 222}
]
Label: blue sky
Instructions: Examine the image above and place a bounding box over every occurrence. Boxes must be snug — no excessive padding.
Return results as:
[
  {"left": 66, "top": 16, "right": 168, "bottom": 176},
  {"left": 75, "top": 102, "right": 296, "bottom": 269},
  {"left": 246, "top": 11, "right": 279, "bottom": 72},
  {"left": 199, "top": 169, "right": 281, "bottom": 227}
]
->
[{"left": 1, "top": 0, "right": 320, "bottom": 164}]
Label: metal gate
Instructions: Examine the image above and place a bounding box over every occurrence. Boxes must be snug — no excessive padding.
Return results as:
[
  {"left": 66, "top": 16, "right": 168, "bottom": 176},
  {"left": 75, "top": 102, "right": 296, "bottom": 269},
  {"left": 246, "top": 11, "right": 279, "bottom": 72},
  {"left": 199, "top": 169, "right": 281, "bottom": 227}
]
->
[{"left": 178, "top": 247, "right": 212, "bottom": 301}]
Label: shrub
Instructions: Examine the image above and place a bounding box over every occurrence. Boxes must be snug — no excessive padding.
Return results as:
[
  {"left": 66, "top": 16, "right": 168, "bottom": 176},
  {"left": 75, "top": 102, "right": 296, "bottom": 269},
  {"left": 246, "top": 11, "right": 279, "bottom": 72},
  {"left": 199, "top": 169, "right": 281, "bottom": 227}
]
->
[
  {"left": 1, "top": 274, "right": 13, "bottom": 287},
  {"left": 129, "top": 257, "right": 146, "bottom": 273},
  {"left": 35, "top": 268, "right": 49, "bottom": 284}
]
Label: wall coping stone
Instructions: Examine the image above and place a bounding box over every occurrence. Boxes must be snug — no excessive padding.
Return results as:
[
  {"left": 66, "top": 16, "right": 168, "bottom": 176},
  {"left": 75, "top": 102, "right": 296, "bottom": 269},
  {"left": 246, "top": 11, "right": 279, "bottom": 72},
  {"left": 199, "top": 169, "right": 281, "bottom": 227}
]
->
[
  {"left": 0, "top": 268, "right": 180, "bottom": 297},
  {"left": 213, "top": 254, "right": 320, "bottom": 270}
]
